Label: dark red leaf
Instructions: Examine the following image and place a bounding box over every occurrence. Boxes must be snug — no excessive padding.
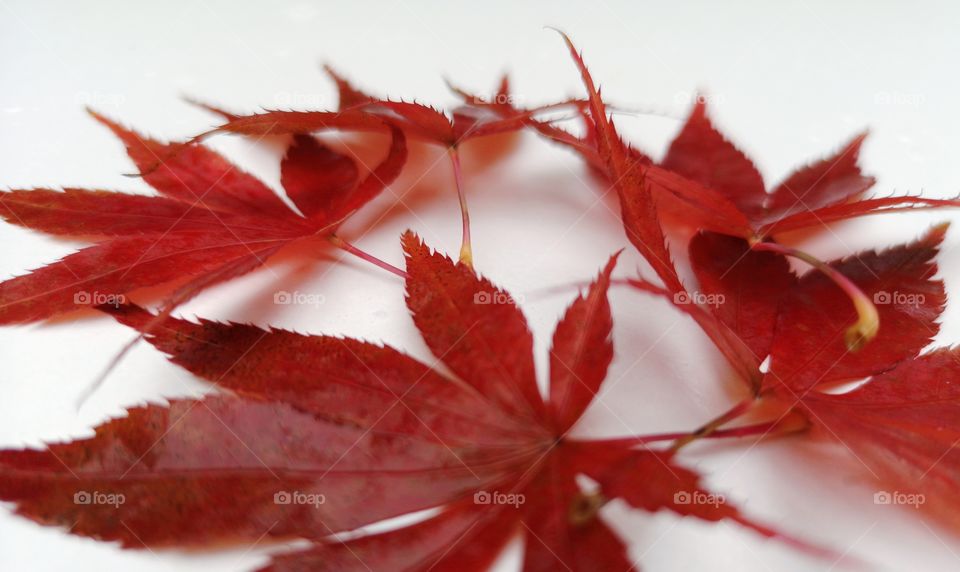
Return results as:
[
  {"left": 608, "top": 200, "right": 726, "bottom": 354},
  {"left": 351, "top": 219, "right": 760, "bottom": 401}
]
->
[
  {"left": 0, "top": 234, "right": 814, "bottom": 569},
  {"left": 540, "top": 55, "right": 960, "bottom": 245},
  {"left": 0, "top": 116, "right": 407, "bottom": 324},
  {"left": 209, "top": 75, "right": 575, "bottom": 148}
]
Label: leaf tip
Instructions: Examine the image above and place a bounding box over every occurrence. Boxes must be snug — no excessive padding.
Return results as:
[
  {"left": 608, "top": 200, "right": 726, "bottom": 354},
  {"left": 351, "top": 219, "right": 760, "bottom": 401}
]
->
[{"left": 400, "top": 229, "right": 425, "bottom": 262}]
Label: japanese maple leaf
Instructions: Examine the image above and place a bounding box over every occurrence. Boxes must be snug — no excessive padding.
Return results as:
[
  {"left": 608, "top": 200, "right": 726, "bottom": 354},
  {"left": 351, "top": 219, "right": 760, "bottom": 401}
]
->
[
  {"left": 0, "top": 235, "right": 816, "bottom": 571},
  {"left": 0, "top": 111, "right": 406, "bottom": 324},
  {"left": 680, "top": 224, "right": 944, "bottom": 391},
  {"left": 530, "top": 31, "right": 954, "bottom": 315},
  {"left": 213, "top": 65, "right": 577, "bottom": 150},
  {"left": 659, "top": 99, "right": 960, "bottom": 237},
  {"left": 192, "top": 66, "right": 583, "bottom": 266},
  {"left": 548, "top": 33, "right": 959, "bottom": 246},
  {"left": 684, "top": 224, "right": 960, "bottom": 528},
  {"left": 664, "top": 221, "right": 946, "bottom": 392},
  {"left": 542, "top": 32, "right": 955, "bottom": 374}
]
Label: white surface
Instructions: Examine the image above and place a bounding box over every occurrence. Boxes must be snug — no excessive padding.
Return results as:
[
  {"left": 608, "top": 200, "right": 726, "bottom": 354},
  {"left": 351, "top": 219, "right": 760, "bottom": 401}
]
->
[{"left": 2, "top": 1, "right": 960, "bottom": 570}]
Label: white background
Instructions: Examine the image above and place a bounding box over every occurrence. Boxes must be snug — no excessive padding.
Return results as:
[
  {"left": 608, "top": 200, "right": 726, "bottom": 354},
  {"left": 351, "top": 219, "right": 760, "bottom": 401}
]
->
[{"left": 2, "top": 1, "right": 960, "bottom": 570}]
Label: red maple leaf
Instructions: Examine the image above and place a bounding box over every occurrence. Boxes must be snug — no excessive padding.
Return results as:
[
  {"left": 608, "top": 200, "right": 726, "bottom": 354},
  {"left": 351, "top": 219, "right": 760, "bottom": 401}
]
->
[
  {"left": 676, "top": 224, "right": 960, "bottom": 529},
  {"left": 659, "top": 100, "right": 960, "bottom": 237},
  {"left": 540, "top": 34, "right": 959, "bottom": 245},
  {"left": 682, "top": 224, "right": 944, "bottom": 391},
  {"left": 191, "top": 66, "right": 584, "bottom": 266},
  {"left": 0, "top": 112, "right": 406, "bottom": 324},
  {"left": 0, "top": 235, "right": 821, "bottom": 570},
  {"left": 210, "top": 66, "right": 576, "bottom": 150},
  {"left": 539, "top": 33, "right": 956, "bottom": 385}
]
